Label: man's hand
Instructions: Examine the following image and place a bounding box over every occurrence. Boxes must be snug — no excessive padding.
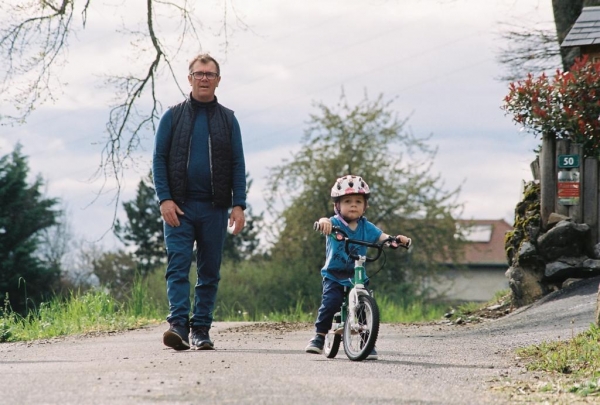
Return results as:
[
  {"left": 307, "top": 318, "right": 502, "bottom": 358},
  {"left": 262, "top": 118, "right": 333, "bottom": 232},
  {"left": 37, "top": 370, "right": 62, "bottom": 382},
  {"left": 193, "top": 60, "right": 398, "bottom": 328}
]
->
[
  {"left": 229, "top": 206, "right": 245, "bottom": 235},
  {"left": 160, "top": 200, "right": 184, "bottom": 227}
]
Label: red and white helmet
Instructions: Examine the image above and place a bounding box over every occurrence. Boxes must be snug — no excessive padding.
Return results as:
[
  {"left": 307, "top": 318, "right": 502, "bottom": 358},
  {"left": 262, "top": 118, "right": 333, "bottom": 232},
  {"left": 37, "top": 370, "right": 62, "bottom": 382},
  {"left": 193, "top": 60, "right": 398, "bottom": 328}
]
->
[{"left": 330, "top": 175, "right": 370, "bottom": 200}]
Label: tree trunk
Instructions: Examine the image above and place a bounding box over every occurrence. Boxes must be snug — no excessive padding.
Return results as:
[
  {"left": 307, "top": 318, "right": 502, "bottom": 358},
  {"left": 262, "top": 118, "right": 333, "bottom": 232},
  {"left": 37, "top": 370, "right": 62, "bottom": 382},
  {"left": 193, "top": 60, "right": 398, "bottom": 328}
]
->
[
  {"left": 541, "top": 133, "right": 556, "bottom": 230},
  {"left": 553, "top": 0, "right": 584, "bottom": 70}
]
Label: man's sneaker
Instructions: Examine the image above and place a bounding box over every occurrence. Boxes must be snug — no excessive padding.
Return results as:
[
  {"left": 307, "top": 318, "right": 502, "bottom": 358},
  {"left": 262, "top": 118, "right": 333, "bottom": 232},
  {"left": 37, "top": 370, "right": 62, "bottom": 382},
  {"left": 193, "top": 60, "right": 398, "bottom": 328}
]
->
[
  {"left": 366, "top": 347, "right": 378, "bottom": 360},
  {"left": 305, "top": 334, "right": 325, "bottom": 354},
  {"left": 163, "top": 323, "right": 190, "bottom": 351},
  {"left": 191, "top": 326, "right": 214, "bottom": 350}
]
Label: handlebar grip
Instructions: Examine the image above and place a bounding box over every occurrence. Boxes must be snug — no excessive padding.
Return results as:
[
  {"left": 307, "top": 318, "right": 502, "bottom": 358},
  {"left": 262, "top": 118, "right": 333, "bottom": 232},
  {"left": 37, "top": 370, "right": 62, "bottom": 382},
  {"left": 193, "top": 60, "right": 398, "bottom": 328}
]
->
[
  {"left": 313, "top": 221, "right": 320, "bottom": 231},
  {"left": 390, "top": 236, "right": 412, "bottom": 250}
]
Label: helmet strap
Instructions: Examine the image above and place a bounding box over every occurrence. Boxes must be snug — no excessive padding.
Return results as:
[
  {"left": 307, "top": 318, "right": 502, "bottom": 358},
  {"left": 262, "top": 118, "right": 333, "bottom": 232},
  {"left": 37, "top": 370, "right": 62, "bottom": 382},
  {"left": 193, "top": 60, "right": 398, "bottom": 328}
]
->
[{"left": 333, "top": 203, "right": 350, "bottom": 227}]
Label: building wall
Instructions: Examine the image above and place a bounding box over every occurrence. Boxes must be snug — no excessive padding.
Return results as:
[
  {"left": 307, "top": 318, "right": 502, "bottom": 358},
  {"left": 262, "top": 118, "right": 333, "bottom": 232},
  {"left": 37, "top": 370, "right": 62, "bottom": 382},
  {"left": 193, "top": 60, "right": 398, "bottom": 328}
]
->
[{"left": 426, "top": 267, "right": 509, "bottom": 302}]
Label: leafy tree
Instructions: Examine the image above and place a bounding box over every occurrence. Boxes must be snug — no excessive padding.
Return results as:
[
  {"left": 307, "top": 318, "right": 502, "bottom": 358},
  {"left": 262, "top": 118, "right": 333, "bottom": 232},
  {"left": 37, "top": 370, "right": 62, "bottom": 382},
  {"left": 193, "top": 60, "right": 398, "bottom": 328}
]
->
[
  {"left": 0, "top": 144, "right": 60, "bottom": 314},
  {"left": 36, "top": 203, "right": 73, "bottom": 292},
  {"left": 60, "top": 238, "right": 102, "bottom": 290},
  {"left": 114, "top": 172, "right": 164, "bottom": 274},
  {"left": 92, "top": 250, "right": 138, "bottom": 302},
  {"left": 265, "top": 92, "right": 465, "bottom": 298},
  {"left": 502, "top": 55, "right": 600, "bottom": 158}
]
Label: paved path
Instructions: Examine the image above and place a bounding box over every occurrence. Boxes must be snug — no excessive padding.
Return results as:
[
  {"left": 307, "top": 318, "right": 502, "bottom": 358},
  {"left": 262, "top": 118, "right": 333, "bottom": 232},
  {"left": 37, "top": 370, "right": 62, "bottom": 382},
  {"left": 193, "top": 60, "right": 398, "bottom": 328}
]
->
[{"left": 1, "top": 277, "right": 598, "bottom": 404}]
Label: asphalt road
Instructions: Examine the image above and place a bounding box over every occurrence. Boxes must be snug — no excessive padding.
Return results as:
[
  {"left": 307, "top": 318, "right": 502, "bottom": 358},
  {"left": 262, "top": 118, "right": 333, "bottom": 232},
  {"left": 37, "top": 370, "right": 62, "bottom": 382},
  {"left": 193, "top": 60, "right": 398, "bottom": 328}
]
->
[{"left": 1, "top": 277, "right": 599, "bottom": 405}]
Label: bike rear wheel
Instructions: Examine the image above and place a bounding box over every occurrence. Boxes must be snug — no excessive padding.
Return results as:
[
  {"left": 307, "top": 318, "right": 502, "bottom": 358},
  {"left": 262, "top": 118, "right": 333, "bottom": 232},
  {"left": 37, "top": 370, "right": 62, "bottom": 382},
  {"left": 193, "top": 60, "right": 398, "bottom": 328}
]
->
[
  {"left": 324, "top": 332, "right": 341, "bottom": 358},
  {"left": 342, "top": 295, "right": 379, "bottom": 361}
]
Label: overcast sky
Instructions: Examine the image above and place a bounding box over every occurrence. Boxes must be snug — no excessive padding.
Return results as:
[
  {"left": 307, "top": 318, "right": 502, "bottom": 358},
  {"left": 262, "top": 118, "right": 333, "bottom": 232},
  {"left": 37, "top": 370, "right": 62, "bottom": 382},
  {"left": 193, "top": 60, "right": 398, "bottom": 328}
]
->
[{"left": 1, "top": 0, "right": 552, "bottom": 249}]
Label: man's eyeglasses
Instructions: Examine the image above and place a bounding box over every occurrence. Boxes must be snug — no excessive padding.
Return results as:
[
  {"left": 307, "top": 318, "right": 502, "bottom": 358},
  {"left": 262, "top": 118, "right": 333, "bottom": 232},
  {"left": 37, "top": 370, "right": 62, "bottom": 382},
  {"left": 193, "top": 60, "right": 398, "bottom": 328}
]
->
[{"left": 190, "top": 71, "right": 219, "bottom": 80}]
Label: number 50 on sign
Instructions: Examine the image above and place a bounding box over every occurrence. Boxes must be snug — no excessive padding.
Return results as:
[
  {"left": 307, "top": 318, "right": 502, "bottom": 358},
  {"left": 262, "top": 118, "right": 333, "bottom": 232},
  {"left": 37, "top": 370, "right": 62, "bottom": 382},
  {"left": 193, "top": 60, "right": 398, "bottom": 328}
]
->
[{"left": 558, "top": 155, "right": 580, "bottom": 169}]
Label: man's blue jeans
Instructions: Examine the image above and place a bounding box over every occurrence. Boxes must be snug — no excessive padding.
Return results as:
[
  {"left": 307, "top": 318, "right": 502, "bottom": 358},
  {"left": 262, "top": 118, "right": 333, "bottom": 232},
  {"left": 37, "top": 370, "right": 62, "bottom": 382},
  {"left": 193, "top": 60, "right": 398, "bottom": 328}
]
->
[{"left": 164, "top": 200, "right": 228, "bottom": 328}]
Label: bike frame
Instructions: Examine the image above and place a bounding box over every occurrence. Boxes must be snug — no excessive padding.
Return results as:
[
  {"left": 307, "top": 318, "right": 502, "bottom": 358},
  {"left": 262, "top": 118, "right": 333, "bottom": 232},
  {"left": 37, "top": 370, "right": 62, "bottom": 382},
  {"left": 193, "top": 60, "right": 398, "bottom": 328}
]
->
[
  {"left": 346, "top": 255, "right": 370, "bottom": 326},
  {"left": 333, "top": 255, "right": 370, "bottom": 335}
]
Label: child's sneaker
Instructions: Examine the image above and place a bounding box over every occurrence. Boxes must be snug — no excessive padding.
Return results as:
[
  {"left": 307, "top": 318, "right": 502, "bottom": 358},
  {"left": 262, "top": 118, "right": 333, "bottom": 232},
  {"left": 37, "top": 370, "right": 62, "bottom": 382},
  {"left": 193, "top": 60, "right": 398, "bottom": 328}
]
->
[
  {"left": 305, "top": 334, "right": 325, "bottom": 354},
  {"left": 366, "top": 347, "right": 378, "bottom": 360}
]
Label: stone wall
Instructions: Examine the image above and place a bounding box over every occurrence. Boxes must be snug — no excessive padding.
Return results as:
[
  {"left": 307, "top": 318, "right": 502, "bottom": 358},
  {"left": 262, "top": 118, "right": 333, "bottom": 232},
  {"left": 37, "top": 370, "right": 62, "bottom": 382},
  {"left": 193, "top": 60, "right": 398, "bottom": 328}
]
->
[{"left": 505, "top": 181, "right": 600, "bottom": 307}]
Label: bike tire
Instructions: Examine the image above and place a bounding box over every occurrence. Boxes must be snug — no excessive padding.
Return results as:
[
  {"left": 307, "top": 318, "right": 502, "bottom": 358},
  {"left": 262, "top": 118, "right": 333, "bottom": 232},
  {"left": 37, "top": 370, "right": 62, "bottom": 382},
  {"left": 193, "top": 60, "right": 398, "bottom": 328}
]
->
[
  {"left": 342, "top": 295, "right": 379, "bottom": 361},
  {"left": 324, "top": 332, "right": 341, "bottom": 358}
]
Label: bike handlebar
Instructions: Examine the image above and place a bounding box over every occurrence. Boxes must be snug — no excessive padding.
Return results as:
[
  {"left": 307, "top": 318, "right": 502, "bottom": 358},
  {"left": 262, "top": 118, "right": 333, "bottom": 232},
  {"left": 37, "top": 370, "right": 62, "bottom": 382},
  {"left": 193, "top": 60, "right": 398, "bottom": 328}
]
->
[{"left": 313, "top": 222, "right": 412, "bottom": 262}]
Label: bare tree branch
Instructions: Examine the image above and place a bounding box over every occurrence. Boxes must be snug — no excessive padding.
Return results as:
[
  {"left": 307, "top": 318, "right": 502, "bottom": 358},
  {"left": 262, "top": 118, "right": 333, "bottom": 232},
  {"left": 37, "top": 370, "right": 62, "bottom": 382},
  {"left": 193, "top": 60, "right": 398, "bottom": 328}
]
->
[
  {"left": 496, "top": 22, "right": 562, "bottom": 82},
  {"left": 0, "top": 0, "right": 248, "bottom": 237},
  {"left": 0, "top": 0, "right": 74, "bottom": 124},
  {"left": 81, "top": 0, "right": 92, "bottom": 27}
]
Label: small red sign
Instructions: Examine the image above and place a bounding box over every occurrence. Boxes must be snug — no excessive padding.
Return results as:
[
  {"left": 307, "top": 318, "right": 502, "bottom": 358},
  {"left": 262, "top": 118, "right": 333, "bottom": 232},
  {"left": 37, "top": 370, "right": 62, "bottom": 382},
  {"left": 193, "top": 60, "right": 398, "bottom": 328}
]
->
[
  {"left": 558, "top": 181, "right": 580, "bottom": 205},
  {"left": 558, "top": 181, "right": 580, "bottom": 197}
]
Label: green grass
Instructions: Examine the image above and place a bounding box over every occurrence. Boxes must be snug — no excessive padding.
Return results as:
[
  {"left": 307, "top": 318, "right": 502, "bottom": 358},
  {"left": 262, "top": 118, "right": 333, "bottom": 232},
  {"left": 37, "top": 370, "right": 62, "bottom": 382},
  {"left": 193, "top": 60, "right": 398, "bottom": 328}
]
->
[
  {"left": 516, "top": 323, "right": 600, "bottom": 397},
  {"left": 0, "top": 263, "right": 499, "bottom": 344},
  {"left": 1, "top": 281, "right": 456, "bottom": 342},
  {"left": 377, "top": 295, "right": 447, "bottom": 323},
  {"left": 214, "top": 293, "right": 449, "bottom": 324},
  {"left": 0, "top": 276, "right": 163, "bottom": 343},
  {"left": 215, "top": 297, "right": 315, "bottom": 323}
]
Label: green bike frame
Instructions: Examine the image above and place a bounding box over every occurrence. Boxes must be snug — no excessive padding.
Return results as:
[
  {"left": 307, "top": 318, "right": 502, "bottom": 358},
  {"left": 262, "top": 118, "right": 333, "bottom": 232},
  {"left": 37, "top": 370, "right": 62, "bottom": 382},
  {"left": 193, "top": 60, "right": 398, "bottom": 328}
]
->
[{"left": 333, "top": 254, "right": 369, "bottom": 334}]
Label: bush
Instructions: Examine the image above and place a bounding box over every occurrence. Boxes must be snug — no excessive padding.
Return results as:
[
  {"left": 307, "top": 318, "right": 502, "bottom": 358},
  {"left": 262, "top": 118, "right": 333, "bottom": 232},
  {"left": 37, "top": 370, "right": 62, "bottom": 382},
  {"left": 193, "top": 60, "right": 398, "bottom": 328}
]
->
[
  {"left": 216, "top": 259, "right": 322, "bottom": 321},
  {"left": 503, "top": 55, "right": 600, "bottom": 158}
]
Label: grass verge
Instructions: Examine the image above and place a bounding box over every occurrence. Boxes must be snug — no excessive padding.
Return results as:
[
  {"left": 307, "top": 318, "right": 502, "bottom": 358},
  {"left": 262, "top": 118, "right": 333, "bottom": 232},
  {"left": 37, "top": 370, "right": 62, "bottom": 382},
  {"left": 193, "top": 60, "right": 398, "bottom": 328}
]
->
[
  {"left": 0, "top": 277, "right": 163, "bottom": 343},
  {"left": 509, "top": 324, "right": 600, "bottom": 400},
  {"left": 1, "top": 285, "right": 458, "bottom": 342}
]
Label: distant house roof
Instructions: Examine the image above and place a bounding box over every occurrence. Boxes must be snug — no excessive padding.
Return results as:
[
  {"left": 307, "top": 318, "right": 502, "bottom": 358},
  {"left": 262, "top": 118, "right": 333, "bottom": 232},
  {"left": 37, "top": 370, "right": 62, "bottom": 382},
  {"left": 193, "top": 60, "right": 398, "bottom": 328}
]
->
[
  {"left": 562, "top": 6, "right": 600, "bottom": 48},
  {"left": 457, "top": 219, "right": 512, "bottom": 266}
]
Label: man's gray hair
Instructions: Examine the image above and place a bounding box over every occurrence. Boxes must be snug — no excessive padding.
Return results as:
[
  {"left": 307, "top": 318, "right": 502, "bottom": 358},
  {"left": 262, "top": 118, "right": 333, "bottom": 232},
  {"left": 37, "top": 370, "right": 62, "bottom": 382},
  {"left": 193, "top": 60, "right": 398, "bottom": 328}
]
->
[{"left": 188, "top": 53, "right": 220, "bottom": 76}]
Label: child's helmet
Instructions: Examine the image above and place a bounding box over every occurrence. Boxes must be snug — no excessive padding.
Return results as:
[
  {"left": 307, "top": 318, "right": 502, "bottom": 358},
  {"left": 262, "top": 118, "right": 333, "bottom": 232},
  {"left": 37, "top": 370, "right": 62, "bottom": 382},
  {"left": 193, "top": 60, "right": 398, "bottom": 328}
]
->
[{"left": 330, "top": 175, "right": 370, "bottom": 200}]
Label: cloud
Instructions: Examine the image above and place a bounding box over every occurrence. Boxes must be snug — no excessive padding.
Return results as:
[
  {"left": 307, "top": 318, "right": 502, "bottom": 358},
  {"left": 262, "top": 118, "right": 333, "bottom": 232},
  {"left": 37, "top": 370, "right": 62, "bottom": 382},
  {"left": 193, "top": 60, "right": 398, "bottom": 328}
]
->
[{"left": 0, "top": 0, "right": 555, "bottom": 251}]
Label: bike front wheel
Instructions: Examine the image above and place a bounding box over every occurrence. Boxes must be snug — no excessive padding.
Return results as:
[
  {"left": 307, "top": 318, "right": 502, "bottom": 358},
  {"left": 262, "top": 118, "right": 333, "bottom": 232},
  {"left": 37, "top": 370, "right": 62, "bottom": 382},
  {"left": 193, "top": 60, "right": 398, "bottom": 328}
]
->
[{"left": 343, "top": 295, "right": 379, "bottom": 361}]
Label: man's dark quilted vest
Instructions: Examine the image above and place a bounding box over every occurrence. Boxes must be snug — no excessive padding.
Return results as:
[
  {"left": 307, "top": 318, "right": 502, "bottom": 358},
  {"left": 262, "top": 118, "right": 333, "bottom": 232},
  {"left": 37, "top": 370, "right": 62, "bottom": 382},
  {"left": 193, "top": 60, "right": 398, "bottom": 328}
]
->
[{"left": 167, "top": 98, "right": 234, "bottom": 207}]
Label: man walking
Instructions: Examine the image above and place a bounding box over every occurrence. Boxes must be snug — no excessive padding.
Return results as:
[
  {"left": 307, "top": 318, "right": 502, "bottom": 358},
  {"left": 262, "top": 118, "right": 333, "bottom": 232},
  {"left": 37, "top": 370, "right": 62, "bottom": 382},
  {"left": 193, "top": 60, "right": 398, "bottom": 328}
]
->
[{"left": 152, "top": 53, "right": 246, "bottom": 350}]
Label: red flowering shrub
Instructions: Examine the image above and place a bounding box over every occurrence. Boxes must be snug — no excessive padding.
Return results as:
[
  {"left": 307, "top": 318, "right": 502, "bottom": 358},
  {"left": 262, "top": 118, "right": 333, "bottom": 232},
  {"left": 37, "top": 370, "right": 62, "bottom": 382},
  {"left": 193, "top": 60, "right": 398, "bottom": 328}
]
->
[{"left": 503, "top": 55, "right": 600, "bottom": 158}]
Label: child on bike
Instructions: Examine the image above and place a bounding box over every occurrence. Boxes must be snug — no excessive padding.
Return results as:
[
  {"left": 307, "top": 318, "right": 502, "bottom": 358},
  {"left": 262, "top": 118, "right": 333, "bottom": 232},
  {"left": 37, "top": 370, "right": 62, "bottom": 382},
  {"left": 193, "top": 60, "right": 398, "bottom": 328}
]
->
[{"left": 305, "top": 174, "right": 411, "bottom": 360}]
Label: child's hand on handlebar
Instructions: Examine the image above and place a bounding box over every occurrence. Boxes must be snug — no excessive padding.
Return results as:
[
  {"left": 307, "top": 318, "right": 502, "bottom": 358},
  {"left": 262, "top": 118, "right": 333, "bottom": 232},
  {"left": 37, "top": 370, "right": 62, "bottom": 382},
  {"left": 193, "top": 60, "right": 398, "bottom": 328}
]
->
[
  {"left": 396, "top": 235, "right": 410, "bottom": 246},
  {"left": 387, "top": 234, "right": 411, "bottom": 249},
  {"left": 314, "top": 218, "right": 333, "bottom": 235}
]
